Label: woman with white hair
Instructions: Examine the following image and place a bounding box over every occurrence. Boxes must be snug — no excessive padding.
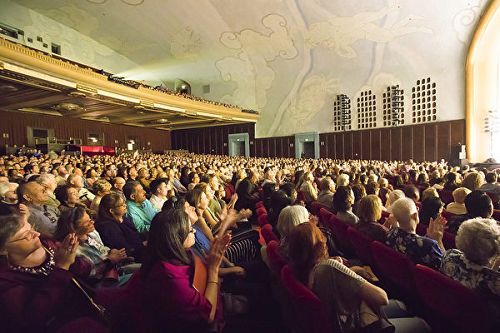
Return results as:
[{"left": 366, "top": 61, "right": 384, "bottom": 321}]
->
[
  {"left": 440, "top": 218, "right": 500, "bottom": 296},
  {"left": 276, "top": 205, "right": 316, "bottom": 260}
]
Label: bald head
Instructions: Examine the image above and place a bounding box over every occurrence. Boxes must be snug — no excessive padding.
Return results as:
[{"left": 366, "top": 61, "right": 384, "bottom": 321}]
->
[{"left": 391, "top": 197, "right": 419, "bottom": 232}]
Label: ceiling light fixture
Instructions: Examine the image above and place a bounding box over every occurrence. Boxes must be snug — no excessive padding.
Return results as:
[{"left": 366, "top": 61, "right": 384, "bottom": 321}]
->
[
  {"left": 2, "top": 61, "right": 77, "bottom": 88},
  {"left": 97, "top": 89, "right": 140, "bottom": 103},
  {"left": 197, "top": 111, "right": 222, "bottom": 119},
  {"left": 153, "top": 103, "right": 185, "bottom": 113}
]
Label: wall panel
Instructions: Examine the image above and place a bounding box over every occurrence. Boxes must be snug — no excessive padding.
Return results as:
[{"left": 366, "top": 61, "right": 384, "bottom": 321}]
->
[
  {"left": 169, "top": 120, "right": 465, "bottom": 162},
  {"left": 0, "top": 110, "right": 171, "bottom": 151}
]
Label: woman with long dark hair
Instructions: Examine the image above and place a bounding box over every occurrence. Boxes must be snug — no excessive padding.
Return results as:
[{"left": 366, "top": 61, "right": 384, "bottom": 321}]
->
[{"left": 140, "top": 208, "right": 232, "bottom": 332}]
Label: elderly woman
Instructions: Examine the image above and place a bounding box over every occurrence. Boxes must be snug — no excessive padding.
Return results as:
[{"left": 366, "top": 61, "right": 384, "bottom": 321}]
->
[
  {"left": 299, "top": 171, "right": 318, "bottom": 204},
  {"left": 140, "top": 208, "right": 232, "bottom": 332},
  {"left": 332, "top": 186, "right": 359, "bottom": 226},
  {"left": 446, "top": 187, "right": 471, "bottom": 215},
  {"left": 0, "top": 213, "right": 105, "bottom": 332},
  {"left": 276, "top": 205, "right": 316, "bottom": 260},
  {"left": 55, "top": 184, "right": 85, "bottom": 213},
  {"left": 385, "top": 189, "right": 405, "bottom": 210},
  {"left": 440, "top": 218, "right": 500, "bottom": 297}
]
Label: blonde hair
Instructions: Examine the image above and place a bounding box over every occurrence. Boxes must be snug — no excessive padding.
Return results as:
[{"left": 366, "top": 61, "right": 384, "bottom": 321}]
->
[
  {"left": 357, "top": 194, "right": 383, "bottom": 223},
  {"left": 462, "top": 172, "right": 485, "bottom": 191},
  {"left": 421, "top": 187, "right": 439, "bottom": 201},
  {"left": 452, "top": 187, "right": 471, "bottom": 204}
]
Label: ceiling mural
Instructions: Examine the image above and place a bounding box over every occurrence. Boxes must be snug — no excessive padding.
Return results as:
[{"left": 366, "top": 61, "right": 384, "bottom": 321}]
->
[{"left": 3, "top": 0, "right": 488, "bottom": 137}]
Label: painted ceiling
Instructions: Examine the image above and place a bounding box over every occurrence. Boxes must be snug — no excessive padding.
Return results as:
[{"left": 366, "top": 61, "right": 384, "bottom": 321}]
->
[{"left": 6, "top": 0, "right": 488, "bottom": 137}]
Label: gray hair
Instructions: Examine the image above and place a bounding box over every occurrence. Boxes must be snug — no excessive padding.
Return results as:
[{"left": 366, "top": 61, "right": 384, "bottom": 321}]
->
[
  {"left": 456, "top": 218, "right": 500, "bottom": 265},
  {"left": 0, "top": 182, "right": 18, "bottom": 198},
  {"left": 36, "top": 173, "right": 56, "bottom": 185},
  {"left": 277, "top": 205, "right": 310, "bottom": 238},
  {"left": 337, "top": 174, "right": 350, "bottom": 187},
  {"left": 390, "top": 197, "right": 418, "bottom": 230}
]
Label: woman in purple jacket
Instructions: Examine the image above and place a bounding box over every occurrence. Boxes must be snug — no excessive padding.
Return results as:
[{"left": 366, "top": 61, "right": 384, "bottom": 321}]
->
[
  {"left": 140, "top": 207, "right": 233, "bottom": 333},
  {"left": 0, "top": 212, "right": 105, "bottom": 332}
]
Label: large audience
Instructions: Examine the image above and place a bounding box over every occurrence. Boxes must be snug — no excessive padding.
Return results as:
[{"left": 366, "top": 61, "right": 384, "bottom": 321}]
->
[{"left": 0, "top": 151, "right": 499, "bottom": 332}]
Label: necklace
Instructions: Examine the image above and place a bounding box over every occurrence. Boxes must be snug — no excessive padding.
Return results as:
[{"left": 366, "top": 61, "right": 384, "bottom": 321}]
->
[{"left": 8, "top": 247, "right": 56, "bottom": 276}]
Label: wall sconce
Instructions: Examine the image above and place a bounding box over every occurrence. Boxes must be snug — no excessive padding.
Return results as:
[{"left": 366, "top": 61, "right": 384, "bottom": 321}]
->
[
  {"left": 114, "top": 140, "right": 119, "bottom": 144},
  {"left": 290, "top": 143, "right": 294, "bottom": 147},
  {"left": 320, "top": 141, "right": 325, "bottom": 146},
  {"left": 147, "top": 142, "right": 151, "bottom": 146},
  {"left": 2, "top": 133, "right": 9, "bottom": 138},
  {"left": 250, "top": 141, "right": 254, "bottom": 145},
  {"left": 223, "top": 142, "right": 227, "bottom": 147}
]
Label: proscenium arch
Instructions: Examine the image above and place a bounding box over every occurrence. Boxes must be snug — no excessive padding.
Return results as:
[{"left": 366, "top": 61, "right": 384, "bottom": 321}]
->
[{"left": 466, "top": 0, "right": 500, "bottom": 162}]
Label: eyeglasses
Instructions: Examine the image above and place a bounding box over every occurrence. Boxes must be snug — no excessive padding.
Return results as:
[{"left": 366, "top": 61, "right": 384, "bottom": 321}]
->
[{"left": 8, "top": 224, "right": 39, "bottom": 243}]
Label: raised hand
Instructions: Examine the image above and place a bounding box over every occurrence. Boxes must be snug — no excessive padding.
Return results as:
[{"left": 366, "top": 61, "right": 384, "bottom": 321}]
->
[
  {"left": 55, "top": 233, "right": 79, "bottom": 270},
  {"left": 207, "top": 233, "right": 232, "bottom": 270},
  {"left": 216, "top": 209, "right": 239, "bottom": 238}
]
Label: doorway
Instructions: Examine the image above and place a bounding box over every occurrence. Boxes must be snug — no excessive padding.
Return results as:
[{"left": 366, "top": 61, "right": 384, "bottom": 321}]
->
[
  {"left": 295, "top": 132, "right": 320, "bottom": 159},
  {"left": 228, "top": 133, "right": 250, "bottom": 157}
]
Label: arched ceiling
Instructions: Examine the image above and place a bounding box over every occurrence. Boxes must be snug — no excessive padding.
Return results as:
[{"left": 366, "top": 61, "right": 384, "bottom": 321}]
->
[{"left": 7, "top": 0, "right": 489, "bottom": 137}]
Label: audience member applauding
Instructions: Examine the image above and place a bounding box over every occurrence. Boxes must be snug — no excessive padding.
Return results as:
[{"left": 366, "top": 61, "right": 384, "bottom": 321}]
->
[
  {"left": 386, "top": 198, "right": 445, "bottom": 269},
  {"left": 140, "top": 208, "right": 232, "bottom": 332}
]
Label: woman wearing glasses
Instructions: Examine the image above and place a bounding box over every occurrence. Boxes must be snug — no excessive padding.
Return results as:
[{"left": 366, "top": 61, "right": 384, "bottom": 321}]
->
[{"left": 0, "top": 210, "right": 106, "bottom": 332}]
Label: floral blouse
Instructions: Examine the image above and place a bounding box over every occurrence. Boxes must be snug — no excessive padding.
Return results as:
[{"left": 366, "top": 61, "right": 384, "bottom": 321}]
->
[
  {"left": 386, "top": 228, "right": 443, "bottom": 269},
  {"left": 440, "top": 249, "right": 500, "bottom": 297}
]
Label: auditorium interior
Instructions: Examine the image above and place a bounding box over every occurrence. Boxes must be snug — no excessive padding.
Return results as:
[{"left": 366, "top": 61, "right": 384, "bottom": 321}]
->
[{"left": 0, "top": 0, "right": 499, "bottom": 332}]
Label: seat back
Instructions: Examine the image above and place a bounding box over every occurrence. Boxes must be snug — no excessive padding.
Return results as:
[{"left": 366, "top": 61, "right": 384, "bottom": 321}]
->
[
  {"left": 323, "top": 214, "right": 354, "bottom": 256},
  {"left": 492, "top": 209, "right": 500, "bottom": 221},
  {"left": 267, "top": 240, "right": 287, "bottom": 277},
  {"left": 261, "top": 224, "right": 278, "bottom": 244},
  {"left": 255, "top": 200, "right": 265, "bottom": 209},
  {"left": 256, "top": 206, "right": 267, "bottom": 216},
  {"left": 414, "top": 264, "right": 490, "bottom": 332},
  {"left": 438, "top": 189, "right": 454, "bottom": 205},
  {"left": 318, "top": 207, "right": 334, "bottom": 226},
  {"left": 257, "top": 213, "right": 269, "bottom": 227},
  {"left": 280, "top": 265, "right": 331, "bottom": 333},
  {"left": 347, "top": 227, "right": 374, "bottom": 265},
  {"left": 371, "top": 241, "right": 415, "bottom": 295},
  {"left": 442, "top": 231, "right": 456, "bottom": 249},
  {"left": 310, "top": 201, "right": 329, "bottom": 217}
]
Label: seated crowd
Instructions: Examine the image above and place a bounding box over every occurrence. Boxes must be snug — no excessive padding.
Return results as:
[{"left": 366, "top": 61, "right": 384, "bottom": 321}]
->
[{"left": 0, "top": 151, "right": 498, "bottom": 333}]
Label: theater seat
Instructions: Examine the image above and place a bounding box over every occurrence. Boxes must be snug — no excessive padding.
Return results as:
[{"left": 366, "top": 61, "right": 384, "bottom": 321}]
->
[
  {"left": 318, "top": 207, "right": 333, "bottom": 226},
  {"left": 323, "top": 214, "right": 355, "bottom": 257},
  {"left": 256, "top": 206, "right": 267, "bottom": 216},
  {"left": 346, "top": 227, "right": 374, "bottom": 265},
  {"left": 266, "top": 240, "right": 287, "bottom": 277},
  {"left": 310, "top": 201, "right": 330, "bottom": 217},
  {"left": 414, "top": 264, "right": 491, "bottom": 333},
  {"left": 261, "top": 224, "right": 278, "bottom": 244},
  {"left": 257, "top": 213, "right": 269, "bottom": 227},
  {"left": 280, "top": 265, "right": 331, "bottom": 333},
  {"left": 371, "top": 241, "right": 416, "bottom": 299}
]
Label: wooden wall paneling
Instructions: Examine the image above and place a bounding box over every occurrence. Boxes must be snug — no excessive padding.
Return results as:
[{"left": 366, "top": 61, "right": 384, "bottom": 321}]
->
[
  {"left": 412, "top": 125, "right": 425, "bottom": 161},
  {"left": 425, "top": 124, "right": 437, "bottom": 161},
  {"left": 401, "top": 126, "right": 413, "bottom": 161},
  {"left": 334, "top": 133, "right": 343, "bottom": 159},
  {"left": 222, "top": 126, "right": 229, "bottom": 155},
  {"left": 450, "top": 119, "right": 465, "bottom": 148},
  {"left": 371, "top": 129, "right": 381, "bottom": 161},
  {"left": 344, "top": 132, "right": 353, "bottom": 159},
  {"left": 320, "top": 133, "right": 327, "bottom": 158},
  {"left": 437, "top": 122, "right": 451, "bottom": 161},
  {"left": 271, "top": 137, "right": 277, "bottom": 157},
  {"left": 276, "top": 137, "right": 283, "bottom": 157},
  {"left": 390, "top": 127, "right": 402, "bottom": 161},
  {"left": 353, "top": 131, "right": 362, "bottom": 159}
]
